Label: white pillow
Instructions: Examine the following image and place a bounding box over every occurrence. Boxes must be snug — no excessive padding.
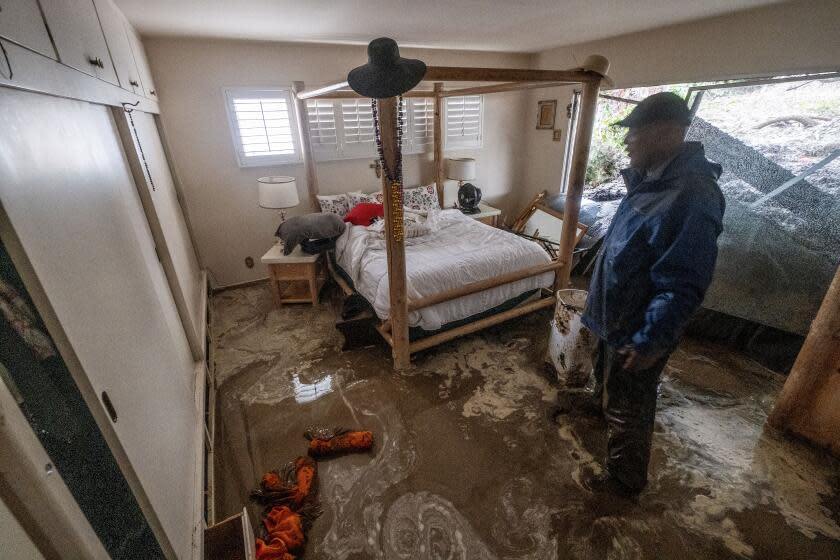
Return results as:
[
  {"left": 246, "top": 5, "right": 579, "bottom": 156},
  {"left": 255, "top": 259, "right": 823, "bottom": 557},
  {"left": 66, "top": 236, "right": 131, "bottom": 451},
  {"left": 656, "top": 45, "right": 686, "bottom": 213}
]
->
[
  {"left": 317, "top": 193, "right": 350, "bottom": 217},
  {"left": 348, "top": 190, "right": 384, "bottom": 209},
  {"left": 403, "top": 184, "right": 440, "bottom": 211}
]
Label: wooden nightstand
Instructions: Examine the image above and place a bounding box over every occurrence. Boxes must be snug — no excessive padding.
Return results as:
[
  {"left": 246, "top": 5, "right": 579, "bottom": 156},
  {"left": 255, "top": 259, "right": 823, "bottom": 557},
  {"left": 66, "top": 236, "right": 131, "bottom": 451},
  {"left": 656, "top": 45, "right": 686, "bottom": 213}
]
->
[
  {"left": 261, "top": 243, "right": 326, "bottom": 305},
  {"left": 462, "top": 203, "right": 501, "bottom": 226}
]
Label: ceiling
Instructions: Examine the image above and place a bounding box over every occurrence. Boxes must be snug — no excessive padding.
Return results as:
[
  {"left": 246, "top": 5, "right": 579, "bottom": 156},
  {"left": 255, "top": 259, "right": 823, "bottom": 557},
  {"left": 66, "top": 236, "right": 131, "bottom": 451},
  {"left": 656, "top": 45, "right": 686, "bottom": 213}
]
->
[{"left": 114, "top": 0, "right": 781, "bottom": 53}]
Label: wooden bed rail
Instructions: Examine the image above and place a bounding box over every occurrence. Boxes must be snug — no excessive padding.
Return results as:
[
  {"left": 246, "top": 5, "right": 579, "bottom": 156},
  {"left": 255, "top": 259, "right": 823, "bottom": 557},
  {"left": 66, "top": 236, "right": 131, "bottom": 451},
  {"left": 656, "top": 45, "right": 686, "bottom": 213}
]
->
[
  {"left": 407, "top": 260, "right": 563, "bottom": 312},
  {"left": 409, "top": 295, "right": 556, "bottom": 354}
]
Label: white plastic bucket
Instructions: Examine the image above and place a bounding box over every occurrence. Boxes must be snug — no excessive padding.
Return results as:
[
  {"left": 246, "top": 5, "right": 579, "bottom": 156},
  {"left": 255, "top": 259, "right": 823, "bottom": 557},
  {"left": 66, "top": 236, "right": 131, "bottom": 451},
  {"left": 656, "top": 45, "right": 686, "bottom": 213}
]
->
[{"left": 546, "top": 289, "right": 596, "bottom": 387}]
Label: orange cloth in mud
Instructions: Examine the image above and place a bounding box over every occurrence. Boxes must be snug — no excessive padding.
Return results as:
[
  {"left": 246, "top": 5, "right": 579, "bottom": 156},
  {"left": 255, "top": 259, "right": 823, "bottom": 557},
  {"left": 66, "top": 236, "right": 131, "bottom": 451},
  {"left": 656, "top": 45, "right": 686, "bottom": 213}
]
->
[
  {"left": 263, "top": 506, "right": 304, "bottom": 551},
  {"left": 260, "top": 471, "right": 286, "bottom": 493},
  {"left": 254, "top": 537, "right": 294, "bottom": 560},
  {"left": 307, "top": 430, "right": 374, "bottom": 458},
  {"left": 291, "top": 456, "right": 316, "bottom": 506}
]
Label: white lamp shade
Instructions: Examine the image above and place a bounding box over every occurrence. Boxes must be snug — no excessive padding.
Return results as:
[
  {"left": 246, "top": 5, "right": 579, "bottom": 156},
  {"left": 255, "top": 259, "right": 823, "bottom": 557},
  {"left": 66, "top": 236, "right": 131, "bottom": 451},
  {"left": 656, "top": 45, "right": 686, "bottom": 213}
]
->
[
  {"left": 258, "top": 176, "right": 300, "bottom": 209},
  {"left": 447, "top": 158, "right": 476, "bottom": 181}
]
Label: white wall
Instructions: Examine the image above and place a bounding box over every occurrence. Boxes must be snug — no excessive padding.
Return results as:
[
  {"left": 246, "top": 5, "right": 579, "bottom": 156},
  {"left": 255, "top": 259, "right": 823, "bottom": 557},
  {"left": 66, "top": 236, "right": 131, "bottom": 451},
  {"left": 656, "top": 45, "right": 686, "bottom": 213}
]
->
[
  {"left": 144, "top": 37, "right": 531, "bottom": 286},
  {"left": 519, "top": 0, "right": 840, "bottom": 209}
]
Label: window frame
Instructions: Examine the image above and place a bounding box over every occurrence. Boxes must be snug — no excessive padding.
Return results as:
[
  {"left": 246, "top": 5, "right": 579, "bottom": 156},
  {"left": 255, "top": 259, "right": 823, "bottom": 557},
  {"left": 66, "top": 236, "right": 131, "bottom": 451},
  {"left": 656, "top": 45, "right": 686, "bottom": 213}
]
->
[
  {"left": 443, "top": 95, "right": 484, "bottom": 150},
  {"left": 304, "top": 96, "right": 480, "bottom": 162},
  {"left": 223, "top": 86, "right": 303, "bottom": 168}
]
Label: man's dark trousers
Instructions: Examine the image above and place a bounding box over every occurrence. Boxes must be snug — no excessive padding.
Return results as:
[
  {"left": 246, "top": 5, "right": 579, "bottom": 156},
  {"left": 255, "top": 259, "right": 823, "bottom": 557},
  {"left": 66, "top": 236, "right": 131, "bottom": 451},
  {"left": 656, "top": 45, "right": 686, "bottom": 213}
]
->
[{"left": 590, "top": 339, "right": 670, "bottom": 492}]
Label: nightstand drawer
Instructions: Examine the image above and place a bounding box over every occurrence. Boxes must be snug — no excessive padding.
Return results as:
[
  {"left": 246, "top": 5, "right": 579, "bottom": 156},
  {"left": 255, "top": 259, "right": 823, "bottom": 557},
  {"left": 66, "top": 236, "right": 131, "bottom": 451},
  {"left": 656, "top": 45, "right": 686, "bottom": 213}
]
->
[{"left": 273, "top": 262, "right": 315, "bottom": 280}]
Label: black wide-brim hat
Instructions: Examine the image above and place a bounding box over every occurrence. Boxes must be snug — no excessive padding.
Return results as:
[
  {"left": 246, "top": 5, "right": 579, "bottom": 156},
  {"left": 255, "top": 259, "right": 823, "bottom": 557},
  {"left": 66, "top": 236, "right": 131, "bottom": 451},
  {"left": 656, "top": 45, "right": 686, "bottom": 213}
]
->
[{"left": 348, "top": 38, "right": 426, "bottom": 99}]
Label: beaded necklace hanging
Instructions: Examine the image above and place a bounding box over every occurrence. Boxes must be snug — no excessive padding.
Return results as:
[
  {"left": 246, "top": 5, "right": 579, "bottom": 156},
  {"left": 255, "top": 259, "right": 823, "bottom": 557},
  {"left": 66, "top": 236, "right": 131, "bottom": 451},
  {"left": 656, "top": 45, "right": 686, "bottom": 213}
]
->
[{"left": 372, "top": 96, "right": 405, "bottom": 242}]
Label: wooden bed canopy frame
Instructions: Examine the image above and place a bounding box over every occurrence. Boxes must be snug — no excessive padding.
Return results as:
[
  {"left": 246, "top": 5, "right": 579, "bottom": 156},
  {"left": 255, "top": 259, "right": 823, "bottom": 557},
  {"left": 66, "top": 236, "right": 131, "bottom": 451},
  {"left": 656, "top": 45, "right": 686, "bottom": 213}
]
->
[{"left": 294, "top": 58, "right": 608, "bottom": 369}]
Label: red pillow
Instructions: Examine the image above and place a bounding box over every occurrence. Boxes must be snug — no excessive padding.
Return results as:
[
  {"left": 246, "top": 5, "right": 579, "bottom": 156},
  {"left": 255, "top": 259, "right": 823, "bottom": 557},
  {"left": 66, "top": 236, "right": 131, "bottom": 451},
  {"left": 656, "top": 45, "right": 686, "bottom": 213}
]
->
[{"left": 343, "top": 202, "right": 384, "bottom": 226}]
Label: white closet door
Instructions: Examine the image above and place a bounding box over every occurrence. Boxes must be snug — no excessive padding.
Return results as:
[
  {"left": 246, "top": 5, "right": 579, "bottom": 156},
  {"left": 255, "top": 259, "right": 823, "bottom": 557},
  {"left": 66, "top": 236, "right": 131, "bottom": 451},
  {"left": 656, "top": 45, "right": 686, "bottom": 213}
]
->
[
  {"left": 93, "top": 0, "right": 143, "bottom": 94},
  {"left": 39, "top": 0, "right": 118, "bottom": 84},
  {"left": 0, "top": 0, "right": 56, "bottom": 58},
  {"left": 0, "top": 88, "right": 196, "bottom": 560},
  {"left": 117, "top": 110, "right": 204, "bottom": 357},
  {"left": 125, "top": 23, "right": 156, "bottom": 98}
]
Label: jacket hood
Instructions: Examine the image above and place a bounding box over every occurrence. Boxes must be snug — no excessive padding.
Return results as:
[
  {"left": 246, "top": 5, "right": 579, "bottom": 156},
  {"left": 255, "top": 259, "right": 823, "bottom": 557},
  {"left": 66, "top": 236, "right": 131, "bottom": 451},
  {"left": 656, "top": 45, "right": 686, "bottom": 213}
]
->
[{"left": 660, "top": 141, "right": 723, "bottom": 182}]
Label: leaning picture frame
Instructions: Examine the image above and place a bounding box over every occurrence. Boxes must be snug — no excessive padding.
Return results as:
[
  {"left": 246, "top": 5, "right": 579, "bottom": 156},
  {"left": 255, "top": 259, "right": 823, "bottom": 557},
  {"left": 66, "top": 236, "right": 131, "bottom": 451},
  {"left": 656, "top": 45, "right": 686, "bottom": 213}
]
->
[{"left": 537, "top": 100, "right": 557, "bottom": 130}]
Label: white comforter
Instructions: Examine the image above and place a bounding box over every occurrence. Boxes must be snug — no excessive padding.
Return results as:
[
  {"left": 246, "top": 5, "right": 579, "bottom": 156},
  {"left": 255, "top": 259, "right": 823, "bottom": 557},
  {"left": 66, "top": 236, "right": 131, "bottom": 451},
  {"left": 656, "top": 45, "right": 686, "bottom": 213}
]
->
[{"left": 335, "top": 209, "right": 554, "bottom": 331}]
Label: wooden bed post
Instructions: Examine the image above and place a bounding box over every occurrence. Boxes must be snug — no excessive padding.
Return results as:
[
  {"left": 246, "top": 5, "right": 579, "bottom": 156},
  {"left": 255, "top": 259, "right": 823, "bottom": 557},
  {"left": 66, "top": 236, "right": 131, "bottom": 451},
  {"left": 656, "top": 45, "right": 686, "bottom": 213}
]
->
[
  {"left": 556, "top": 77, "right": 601, "bottom": 289},
  {"left": 433, "top": 82, "right": 445, "bottom": 207},
  {"left": 378, "top": 96, "right": 411, "bottom": 369},
  {"left": 768, "top": 264, "right": 840, "bottom": 455},
  {"left": 293, "top": 81, "right": 320, "bottom": 210}
]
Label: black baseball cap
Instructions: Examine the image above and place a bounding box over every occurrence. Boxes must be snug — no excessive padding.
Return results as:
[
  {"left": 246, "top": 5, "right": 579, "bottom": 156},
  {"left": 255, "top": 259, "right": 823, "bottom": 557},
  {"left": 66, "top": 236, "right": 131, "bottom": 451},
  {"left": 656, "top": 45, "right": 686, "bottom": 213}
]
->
[{"left": 614, "top": 91, "right": 692, "bottom": 128}]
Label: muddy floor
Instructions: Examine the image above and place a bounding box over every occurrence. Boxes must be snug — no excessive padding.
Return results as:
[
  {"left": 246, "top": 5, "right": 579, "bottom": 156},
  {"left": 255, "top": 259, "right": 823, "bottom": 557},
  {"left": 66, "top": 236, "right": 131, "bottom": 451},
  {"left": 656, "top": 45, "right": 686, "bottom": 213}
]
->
[{"left": 210, "top": 283, "right": 840, "bottom": 559}]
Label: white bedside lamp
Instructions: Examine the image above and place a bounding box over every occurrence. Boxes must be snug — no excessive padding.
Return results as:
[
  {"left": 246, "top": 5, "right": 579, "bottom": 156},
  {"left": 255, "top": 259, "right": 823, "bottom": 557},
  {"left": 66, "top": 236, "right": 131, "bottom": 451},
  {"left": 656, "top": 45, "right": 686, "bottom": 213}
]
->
[
  {"left": 447, "top": 157, "right": 476, "bottom": 186},
  {"left": 258, "top": 176, "right": 300, "bottom": 222}
]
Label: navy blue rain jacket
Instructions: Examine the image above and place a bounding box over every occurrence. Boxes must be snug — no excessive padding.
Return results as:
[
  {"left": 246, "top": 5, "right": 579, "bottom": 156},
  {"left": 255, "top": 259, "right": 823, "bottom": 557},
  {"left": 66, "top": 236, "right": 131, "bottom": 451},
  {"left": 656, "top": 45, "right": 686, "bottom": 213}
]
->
[{"left": 581, "top": 142, "right": 725, "bottom": 355}]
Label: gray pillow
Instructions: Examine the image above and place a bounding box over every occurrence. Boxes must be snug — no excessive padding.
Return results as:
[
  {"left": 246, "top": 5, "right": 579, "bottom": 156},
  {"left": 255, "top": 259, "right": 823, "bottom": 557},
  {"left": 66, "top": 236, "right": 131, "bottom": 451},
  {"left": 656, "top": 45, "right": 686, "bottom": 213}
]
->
[{"left": 276, "top": 213, "right": 346, "bottom": 255}]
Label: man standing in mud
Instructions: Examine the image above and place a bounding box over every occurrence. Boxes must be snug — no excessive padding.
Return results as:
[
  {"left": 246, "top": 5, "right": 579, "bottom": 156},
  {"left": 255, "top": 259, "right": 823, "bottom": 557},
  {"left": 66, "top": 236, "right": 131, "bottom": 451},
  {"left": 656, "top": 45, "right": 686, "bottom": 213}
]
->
[{"left": 578, "top": 92, "right": 725, "bottom": 496}]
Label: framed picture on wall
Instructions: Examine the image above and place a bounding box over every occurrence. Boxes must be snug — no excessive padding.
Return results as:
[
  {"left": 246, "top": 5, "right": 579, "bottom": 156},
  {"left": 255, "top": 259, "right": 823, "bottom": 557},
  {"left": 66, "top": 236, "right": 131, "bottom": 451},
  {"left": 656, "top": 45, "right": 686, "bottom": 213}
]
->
[
  {"left": 553, "top": 129, "right": 563, "bottom": 142},
  {"left": 537, "top": 100, "right": 557, "bottom": 130}
]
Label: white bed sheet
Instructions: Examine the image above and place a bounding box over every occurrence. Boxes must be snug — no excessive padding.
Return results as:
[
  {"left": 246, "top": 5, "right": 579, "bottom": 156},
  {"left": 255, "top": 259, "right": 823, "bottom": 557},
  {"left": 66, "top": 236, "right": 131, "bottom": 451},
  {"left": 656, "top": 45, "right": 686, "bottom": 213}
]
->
[{"left": 335, "top": 209, "right": 554, "bottom": 331}]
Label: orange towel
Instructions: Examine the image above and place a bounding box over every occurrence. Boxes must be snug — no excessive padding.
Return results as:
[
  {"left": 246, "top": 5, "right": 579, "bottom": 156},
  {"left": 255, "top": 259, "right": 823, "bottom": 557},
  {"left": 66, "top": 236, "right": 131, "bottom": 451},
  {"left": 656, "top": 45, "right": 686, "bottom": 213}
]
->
[
  {"left": 307, "top": 430, "right": 374, "bottom": 458},
  {"left": 291, "top": 456, "right": 316, "bottom": 506},
  {"left": 263, "top": 506, "right": 305, "bottom": 552},
  {"left": 255, "top": 536, "right": 294, "bottom": 560}
]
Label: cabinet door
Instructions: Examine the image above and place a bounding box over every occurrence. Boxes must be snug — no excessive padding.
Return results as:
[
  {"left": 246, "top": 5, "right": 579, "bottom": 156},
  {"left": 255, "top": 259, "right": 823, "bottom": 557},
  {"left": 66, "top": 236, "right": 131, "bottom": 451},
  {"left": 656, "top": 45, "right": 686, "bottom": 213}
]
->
[
  {"left": 92, "top": 0, "right": 143, "bottom": 94},
  {"left": 0, "top": 0, "right": 55, "bottom": 58},
  {"left": 125, "top": 22, "right": 156, "bottom": 98},
  {"left": 39, "top": 0, "right": 118, "bottom": 85},
  {"left": 117, "top": 110, "right": 204, "bottom": 356},
  {"left": 0, "top": 88, "right": 197, "bottom": 560}
]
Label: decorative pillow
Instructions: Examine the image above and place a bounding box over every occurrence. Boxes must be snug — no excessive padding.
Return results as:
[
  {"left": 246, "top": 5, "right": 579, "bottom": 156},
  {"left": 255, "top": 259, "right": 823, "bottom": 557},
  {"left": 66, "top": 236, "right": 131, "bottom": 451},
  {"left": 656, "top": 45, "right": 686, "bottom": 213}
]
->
[
  {"left": 344, "top": 202, "right": 384, "bottom": 226},
  {"left": 348, "top": 190, "right": 384, "bottom": 209},
  {"left": 317, "top": 193, "right": 350, "bottom": 217},
  {"left": 276, "top": 213, "right": 346, "bottom": 255},
  {"left": 403, "top": 184, "right": 439, "bottom": 211}
]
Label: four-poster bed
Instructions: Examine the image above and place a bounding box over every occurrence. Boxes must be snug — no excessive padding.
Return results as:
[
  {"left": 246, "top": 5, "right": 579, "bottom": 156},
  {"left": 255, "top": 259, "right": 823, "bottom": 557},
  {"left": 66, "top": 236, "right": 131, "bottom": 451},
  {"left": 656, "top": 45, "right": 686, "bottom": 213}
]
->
[{"left": 295, "top": 49, "right": 609, "bottom": 369}]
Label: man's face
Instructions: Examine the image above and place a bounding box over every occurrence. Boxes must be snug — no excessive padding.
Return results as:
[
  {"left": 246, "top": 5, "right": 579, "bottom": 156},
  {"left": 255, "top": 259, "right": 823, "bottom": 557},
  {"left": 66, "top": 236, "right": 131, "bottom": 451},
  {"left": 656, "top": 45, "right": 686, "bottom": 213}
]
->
[
  {"left": 623, "top": 121, "right": 688, "bottom": 171},
  {"left": 623, "top": 123, "right": 658, "bottom": 171}
]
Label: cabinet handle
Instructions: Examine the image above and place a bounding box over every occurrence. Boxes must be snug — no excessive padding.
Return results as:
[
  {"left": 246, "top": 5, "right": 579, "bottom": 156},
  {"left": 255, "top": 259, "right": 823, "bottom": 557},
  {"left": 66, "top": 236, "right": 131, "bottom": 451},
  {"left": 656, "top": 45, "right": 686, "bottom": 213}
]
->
[
  {"left": 88, "top": 56, "right": 104, "bottom": 68},
  {"left": 149, "top": 89, "right": 156, "bottom": 96},
  {"left": 101, "top": 391, "right": 118, "bottom": 423},
  {"left": 129, "top": 79, "right": 139, "bottom": 87}
]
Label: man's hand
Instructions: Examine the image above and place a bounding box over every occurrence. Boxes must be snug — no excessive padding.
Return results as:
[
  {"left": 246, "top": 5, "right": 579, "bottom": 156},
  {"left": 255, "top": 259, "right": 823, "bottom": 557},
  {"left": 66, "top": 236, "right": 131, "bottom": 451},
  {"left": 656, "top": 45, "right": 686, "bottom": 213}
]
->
[{"left": 618, "top": 345, "right": 664, "bottom": 372}]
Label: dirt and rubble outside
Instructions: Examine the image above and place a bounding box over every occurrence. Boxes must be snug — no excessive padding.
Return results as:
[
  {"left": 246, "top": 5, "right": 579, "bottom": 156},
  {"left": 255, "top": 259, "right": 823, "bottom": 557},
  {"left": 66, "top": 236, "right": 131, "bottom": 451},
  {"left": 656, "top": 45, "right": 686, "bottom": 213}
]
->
[{"left": 581, "top": 77, "right": 840, "bottom": 335}]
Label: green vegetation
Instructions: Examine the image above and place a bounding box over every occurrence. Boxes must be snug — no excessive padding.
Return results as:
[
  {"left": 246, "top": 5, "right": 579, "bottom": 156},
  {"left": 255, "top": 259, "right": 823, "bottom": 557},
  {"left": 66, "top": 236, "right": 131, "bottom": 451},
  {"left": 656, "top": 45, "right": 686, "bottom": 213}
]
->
[{"left": 585, "top": 99, "right": 632, "bottom": 187}]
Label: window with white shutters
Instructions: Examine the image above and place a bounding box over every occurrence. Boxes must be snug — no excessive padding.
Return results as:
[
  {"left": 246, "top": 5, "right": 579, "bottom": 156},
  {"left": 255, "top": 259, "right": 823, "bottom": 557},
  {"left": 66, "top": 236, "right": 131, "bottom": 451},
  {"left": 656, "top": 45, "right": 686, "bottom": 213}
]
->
[
  {"left": 406, "top": 97, "right": 435, "bottom": 153},
  {"left": 338, "top": 99, "right": 377, "bottom": 158},
  {"left": 445, "top": 95, "right": 483, "bottom": 149},
  {"left": 223, "top": 88, "right": 302, "bottom": 167},
  {"left": 302, "top": 95, "right": 483, "bottom": 161},
  {"left": 306, "top": 99, "right": 339, "bottom": 158}
]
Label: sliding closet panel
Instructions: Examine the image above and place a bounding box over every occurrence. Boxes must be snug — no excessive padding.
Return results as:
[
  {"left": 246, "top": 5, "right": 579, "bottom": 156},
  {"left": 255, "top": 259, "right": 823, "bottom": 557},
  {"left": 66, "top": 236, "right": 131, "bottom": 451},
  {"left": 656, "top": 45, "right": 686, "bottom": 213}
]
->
[
  {"left": 0, "top": 88, "right": 197, "bottom": 560},
  {"left": 115, "top": 109, "right": 204, "bottom": 359}
]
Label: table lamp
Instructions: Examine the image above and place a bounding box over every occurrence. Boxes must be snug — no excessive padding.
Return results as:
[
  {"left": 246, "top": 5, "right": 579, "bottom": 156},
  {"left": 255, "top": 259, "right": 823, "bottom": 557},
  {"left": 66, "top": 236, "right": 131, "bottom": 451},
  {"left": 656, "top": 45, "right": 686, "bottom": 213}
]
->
[
  {"left": 258, "top": 176, "right": 300, "bottom": 223},
  {"left": 447, "top": 158, "right": 482, "bottom": 214},
  {"left": 447, "top": 158, "right": 475, "bottom": 187}
]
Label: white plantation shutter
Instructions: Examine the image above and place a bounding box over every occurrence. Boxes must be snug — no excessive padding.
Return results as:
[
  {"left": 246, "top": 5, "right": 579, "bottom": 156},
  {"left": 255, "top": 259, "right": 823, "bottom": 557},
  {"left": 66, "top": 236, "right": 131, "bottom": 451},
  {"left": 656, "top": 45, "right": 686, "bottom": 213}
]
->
[
  {"left": 445, "top": 95, "right": 483, "bottom": 149},
  {"left": 406, "top": 98, "right": 435, "bottom": 153},
  {"left": 338, "top": 99, "right": 376, "bottom": 158},
  {"left": 305, "top": 99, "right": 339, "bottom": 158},
  {"left": 224, "top": 88, "right": 301, "bottom": 167}
]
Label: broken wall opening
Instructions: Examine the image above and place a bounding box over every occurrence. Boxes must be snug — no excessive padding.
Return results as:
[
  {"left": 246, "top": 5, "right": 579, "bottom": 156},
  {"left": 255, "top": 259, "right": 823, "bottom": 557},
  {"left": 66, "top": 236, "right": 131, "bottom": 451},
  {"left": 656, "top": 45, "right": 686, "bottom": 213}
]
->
[{"left": 578, "top": 74, "right": 840, "bottom": 372}]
